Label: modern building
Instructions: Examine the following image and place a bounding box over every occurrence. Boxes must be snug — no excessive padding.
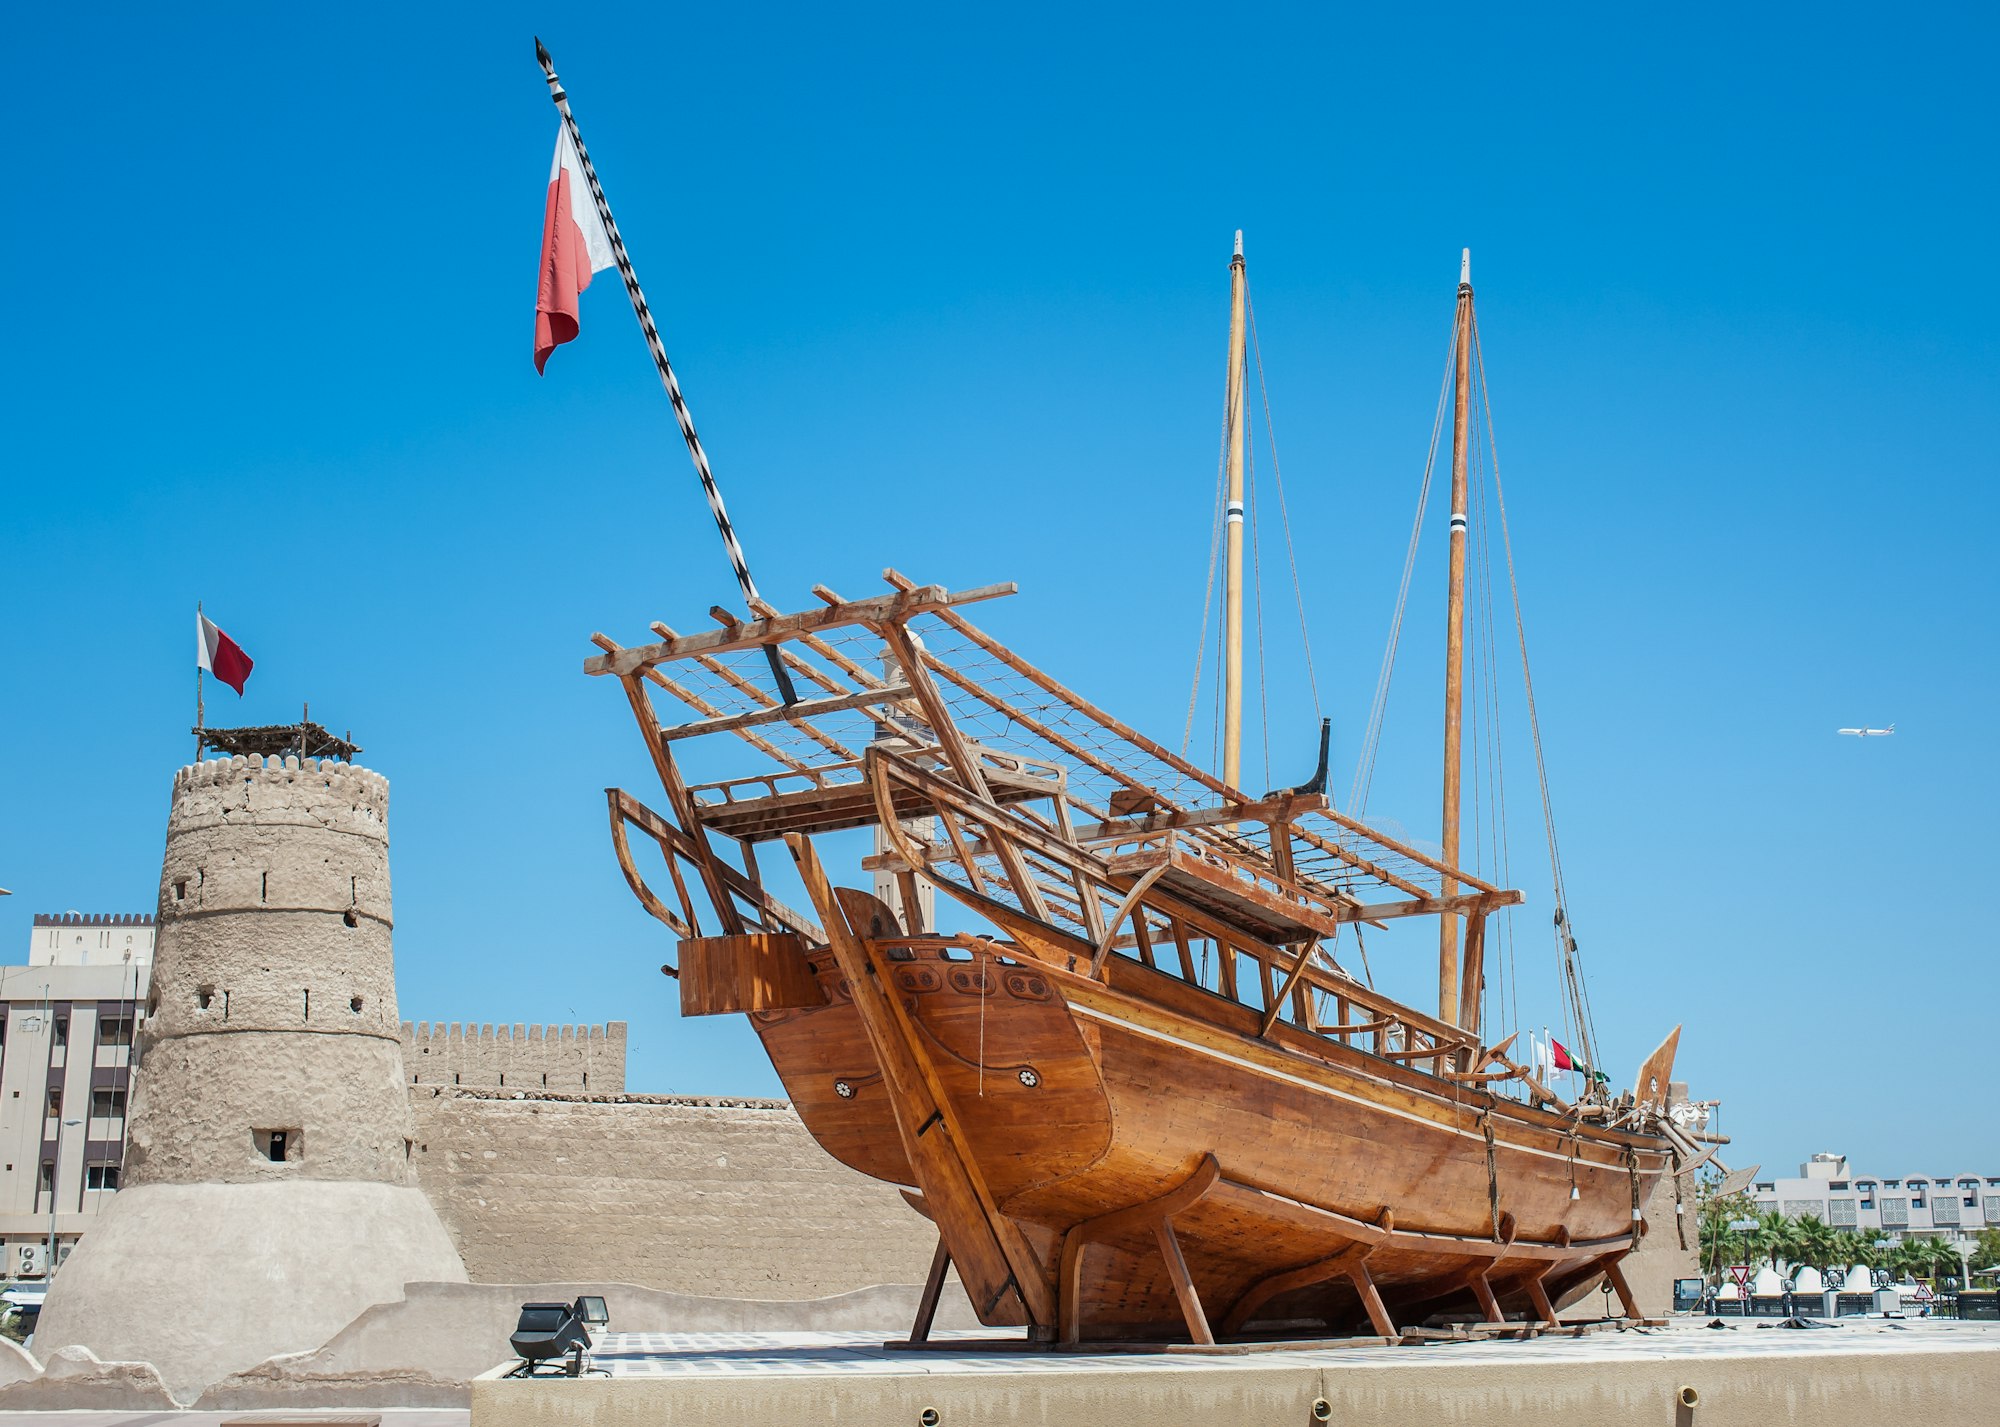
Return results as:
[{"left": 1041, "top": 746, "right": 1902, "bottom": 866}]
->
[
  {"left": 0, "top": 913, "right": 153, "bottom": 1278},
  {"left": 1751, "top": 1152, "right": 2000, "bottom": 1254}
]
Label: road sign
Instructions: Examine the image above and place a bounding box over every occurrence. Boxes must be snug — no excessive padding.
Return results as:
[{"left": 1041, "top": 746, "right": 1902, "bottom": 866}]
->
[{"left": 1729, "top": 1264, "right": 1752, "bottom": 1289}]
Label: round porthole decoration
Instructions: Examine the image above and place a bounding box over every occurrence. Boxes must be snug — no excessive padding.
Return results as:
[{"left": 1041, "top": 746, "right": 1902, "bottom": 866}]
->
[
  {"left": 834, "top": 1079, "right": 856, "bottom": 1099},
  {"left": 1018, "top": 1068, "right": 1040, "bottom": 1088}
]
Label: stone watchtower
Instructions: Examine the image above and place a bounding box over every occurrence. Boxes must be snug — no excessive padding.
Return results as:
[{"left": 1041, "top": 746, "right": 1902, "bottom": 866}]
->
[{"left": 37, "top": 754, "right": 466, "bottom": 1400}]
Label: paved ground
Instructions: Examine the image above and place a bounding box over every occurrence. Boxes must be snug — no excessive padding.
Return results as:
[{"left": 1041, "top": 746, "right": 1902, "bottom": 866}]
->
[
  {"left": 0, "top": 1413, "right": 469, "bottom": 1426},
  {"left": 566, "top": 1314, "right": 2000, "bottom": 1378}
]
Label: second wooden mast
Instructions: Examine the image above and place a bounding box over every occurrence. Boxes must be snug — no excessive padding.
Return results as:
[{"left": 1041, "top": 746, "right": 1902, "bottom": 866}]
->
[
  {"left": 1438, "top": 249, "right": 1476, "bottom": 1029},
  {"left": 1222, "top": 231, "right": 1250, "bottom": 790}
]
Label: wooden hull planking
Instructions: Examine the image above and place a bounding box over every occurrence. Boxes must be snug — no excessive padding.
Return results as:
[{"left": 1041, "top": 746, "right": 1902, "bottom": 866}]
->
[{"left": 754, "top": 937, "right": 1667, "bottom": 1340}]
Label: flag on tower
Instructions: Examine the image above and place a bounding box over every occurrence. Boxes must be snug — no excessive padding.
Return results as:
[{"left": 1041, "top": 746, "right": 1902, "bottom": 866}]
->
[
  {"left": 196, "top": 611, "right": 254, "bottom": 695},
  {"left": 534, "top": 125, "right": 616, "bottom": 372}
]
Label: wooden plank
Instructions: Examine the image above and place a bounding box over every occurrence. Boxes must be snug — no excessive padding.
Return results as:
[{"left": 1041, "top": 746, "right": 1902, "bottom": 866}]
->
[
  {"left": 659, "top": 683, "right": 915, "bottom": 741},
  {"left": 587, "top": 581, "right": 1017, "bottom": 675},
  {"left": 678, "top": 933, "right": 828, "bottom": 1017}
]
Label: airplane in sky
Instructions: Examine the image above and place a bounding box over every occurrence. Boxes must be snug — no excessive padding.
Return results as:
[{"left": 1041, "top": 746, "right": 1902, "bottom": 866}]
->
[{"left": 1837, "top": 724, "right": 1896, "bottom": 738}]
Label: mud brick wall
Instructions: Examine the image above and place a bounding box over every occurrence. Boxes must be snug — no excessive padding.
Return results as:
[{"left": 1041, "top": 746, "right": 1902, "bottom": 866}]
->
[
  {"left": 402, "top": 1022, "right": 626, "bottom": 1095},
  {"left": 408, "top": 1090, "right": 938, "bottom": 1298}
]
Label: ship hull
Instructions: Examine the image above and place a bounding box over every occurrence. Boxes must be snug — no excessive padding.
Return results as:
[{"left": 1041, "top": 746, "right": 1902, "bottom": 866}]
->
[{"left": 754, "top": 939, "right": 1670, "bottom": 1340}]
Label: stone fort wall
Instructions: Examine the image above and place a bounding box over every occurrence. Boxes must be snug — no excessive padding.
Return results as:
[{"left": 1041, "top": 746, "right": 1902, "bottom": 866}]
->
[
  {"left": 406, "top": 1090, "right": 937, "bottom": 1298},
  {"left": 402, "top": 1022, "right": 626, "bottom": 1095}
]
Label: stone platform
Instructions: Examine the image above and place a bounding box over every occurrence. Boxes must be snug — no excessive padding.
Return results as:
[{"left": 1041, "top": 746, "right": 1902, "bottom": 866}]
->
[{"left": 472, "top": 1319, "right": 2000, "bottom": 1426}]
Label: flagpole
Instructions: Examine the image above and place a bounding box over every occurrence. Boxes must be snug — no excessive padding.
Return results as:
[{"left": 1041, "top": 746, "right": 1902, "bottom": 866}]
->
[
  {"left": 534, "top": 38, "right": 798, "bottom": 706},
  {"left": 195, "top": 602, "right": 206, "bottom": 761}
]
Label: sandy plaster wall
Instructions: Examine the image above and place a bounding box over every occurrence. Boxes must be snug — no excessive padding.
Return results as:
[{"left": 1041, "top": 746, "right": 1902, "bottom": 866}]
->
[
  {"left": 403, "top": 1021, "right": 627, "bottom": 1093},
  {"left": 126, "top": 1030, "right": 418, "bottom": 1186},
  {"left": 409, "top": 1093, "right": 939, "bottom": 1298}
]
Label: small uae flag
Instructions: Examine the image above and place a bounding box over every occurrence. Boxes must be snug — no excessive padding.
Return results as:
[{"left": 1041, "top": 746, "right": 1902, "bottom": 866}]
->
[
  {"left": 534, "top": 124, "right": 615, "bottom": 372},
  {"left": 1549, "top": 1036, "right": 1576, "bottom": 1073},
  {"left": 196, "top": 610, "right": 254, "bottom": 696}
]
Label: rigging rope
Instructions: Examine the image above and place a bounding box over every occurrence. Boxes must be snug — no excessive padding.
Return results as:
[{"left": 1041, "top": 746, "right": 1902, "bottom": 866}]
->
[
  {"left": 1350, "top": 321, "right": 1457, "bottom": 815},
  {"left": 1247, "top": 294, "right": 1323, "bottom": 721},
  {"left": 1247, "top": 438, "right": 1273, "bottom": 789},
  {"left": 1470, "top": 311, "right": 1603, "bottom": 1073},
  {"left": 1181, "top": 381, "right": 1233, "bottom": 762}
]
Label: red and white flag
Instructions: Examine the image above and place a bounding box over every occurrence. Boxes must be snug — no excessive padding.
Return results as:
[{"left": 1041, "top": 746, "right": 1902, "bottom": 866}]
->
[
  {"left": 534, "top": 125, "right": 616, "bottom": 373},
  {"left": 196, "top": 611, "right": 254, "bottom": 696},
  {"left": 1549, "top": 1037, "right": 1575, "bottom": 1072}
]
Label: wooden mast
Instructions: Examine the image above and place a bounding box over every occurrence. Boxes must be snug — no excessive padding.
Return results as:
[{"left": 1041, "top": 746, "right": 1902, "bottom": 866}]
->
[
  {"left": 1222, "top": 231, "right": 1249, "bottom": 789},
  {"left": 1438, "top": 249, "right": 1474, "bottom": 1027}
]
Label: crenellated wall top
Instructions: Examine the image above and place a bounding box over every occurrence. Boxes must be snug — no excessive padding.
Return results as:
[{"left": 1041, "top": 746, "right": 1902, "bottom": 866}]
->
[{"left": 168, "top": 755, "right": 389, "bottom": 833}]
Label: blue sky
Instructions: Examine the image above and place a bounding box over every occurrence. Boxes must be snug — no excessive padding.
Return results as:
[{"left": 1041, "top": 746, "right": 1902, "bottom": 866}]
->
[{"left": 5, "top": 4, "right": 1994, "bottom": 1175}]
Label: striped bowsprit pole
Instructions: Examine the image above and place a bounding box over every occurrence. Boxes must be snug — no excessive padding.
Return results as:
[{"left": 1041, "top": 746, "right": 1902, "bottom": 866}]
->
[{"left": 535, "top": 39, "right": 798, "bottom": 706}]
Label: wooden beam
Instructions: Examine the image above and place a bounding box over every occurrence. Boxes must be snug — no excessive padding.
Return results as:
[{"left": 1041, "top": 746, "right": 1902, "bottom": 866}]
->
[
  {"left": 657, "top": 681, "right": 916, "bottom": 742},
  {"left": 587, "top": 581, "right": 1017, "bottom": 675},
  {"left": 785, "top": 839, "right": 1051, "bottom": 1328},
  {"left": 611, "top": 789, "right": 822, "bottom": 942},
  {"left": 1154, "top": 1219, "right": 1215, "bottom": 1346},
  {"left": 605, "top": 790, "right": 693, "bottom": 941},
  {"left": 876, "top": 623, "right": 1052, "bottom": 925},
  {"left": 618, "top": 676, "right": 745, "bottom": 937},
  {"left": 1070, "top": 792, "right": 1330, "bottom": 844},
  {"left": 1338, "top": 890, "right": 1523, "bottom": 925},
  {"left": 1219, "top": 1240, "right": 1374, "bottom": 1335},
  {"left": 1058, "top": 1154, "right": 1221, "bottom": 1344},
  {"left": 1091, "top": 864, "right": 1170, "bottom": 975},
  {"left": 908, "top": 1237, "right": 953, "bottom": 1345}
]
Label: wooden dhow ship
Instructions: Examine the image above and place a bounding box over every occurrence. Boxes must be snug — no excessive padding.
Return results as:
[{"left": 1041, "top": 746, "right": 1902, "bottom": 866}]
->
[{"left": 587, "top": 245, "right": 1700, "bottom": 1345}]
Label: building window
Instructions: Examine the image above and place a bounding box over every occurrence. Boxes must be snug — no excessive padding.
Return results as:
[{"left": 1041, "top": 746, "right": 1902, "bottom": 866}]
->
[
  {"left": 1829, "top": 1198, "right": 1857, "bottom": 1226},
  {"left": 252, "top": 1129, "right": 299, "bottom": 1164},
  {"left": 1984, "top": 1196, "right": 2000, "bottom": 1223},
  {"left": 85, "top": 1164, "right": 120, "bottom": 1191},
  {"left": 1881, "top": 1196, "right": 1910, "bottom": 1227},
  {"left": 1830, "top": 1181, "right": 1848, "bottom": 1191},
  {"left": 1859, "top": 1185, "right": 1876, "bottom": 1209},
  {"left": 90, "top": 1088, "right": 127, "bottom": 1118},
  {"left": 45, "top": 1087, "right": 61, "bottom": 1117},
  {"left": 97, "top": 1016, "right": 132, "bottom": 1046},
  {"left": 52, "top": 1017, "right": 67, "bottom": 1048},
  {"left": 1933, "top": 1199, "right": 1960, "bottom": 1226},
  {"left": 1782, "top": 1199, "right": 1825, "bottom": 1218}
]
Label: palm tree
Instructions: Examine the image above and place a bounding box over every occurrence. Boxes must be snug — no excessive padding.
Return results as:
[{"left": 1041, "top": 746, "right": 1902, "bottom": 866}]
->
[
  {"left": 1890, "top": 1236, "right": 1947, "bottom": 1281},
  {"left": 1918, "top": 1236, "right": 1964, "bottom": 1285},
  {"left": 1747, "top": 1211, "right": 1797, "bottom": 1274},
  {"left": 1793, "top": 1214, "right": 1839, "bottom": 1274}
]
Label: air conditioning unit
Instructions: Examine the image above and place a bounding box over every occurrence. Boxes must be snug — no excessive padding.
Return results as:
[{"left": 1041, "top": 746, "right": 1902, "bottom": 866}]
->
[{"left": 14, "top": 1243, "right": 47, "bottom": 1277}]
